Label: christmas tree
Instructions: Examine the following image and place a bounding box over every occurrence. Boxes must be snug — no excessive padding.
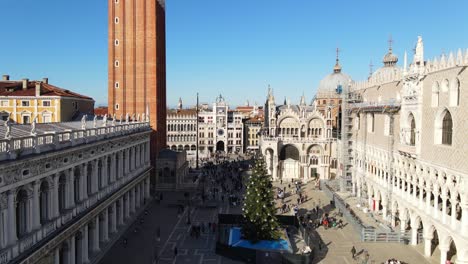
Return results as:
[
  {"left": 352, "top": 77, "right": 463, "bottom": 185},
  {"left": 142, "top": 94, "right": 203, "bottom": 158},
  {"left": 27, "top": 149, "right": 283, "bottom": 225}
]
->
[{"left": 242, "top": 154, "right": 281, "bottom": 242}]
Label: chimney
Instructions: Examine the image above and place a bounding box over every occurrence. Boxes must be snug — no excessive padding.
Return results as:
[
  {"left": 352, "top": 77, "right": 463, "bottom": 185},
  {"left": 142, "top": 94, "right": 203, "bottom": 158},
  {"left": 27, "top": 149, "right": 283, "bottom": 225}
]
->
[
  {"left": 2, "top": 75, "right": 9, "bottom": 81},
  {"left": 42, "top": 78, "right": 48, "bottom": 84},
  {"left": 35, "top": 81, "right": 41, "bottom": 97},
  {"left": 22, "top": 78, "right": 29, "bottom": 90}
]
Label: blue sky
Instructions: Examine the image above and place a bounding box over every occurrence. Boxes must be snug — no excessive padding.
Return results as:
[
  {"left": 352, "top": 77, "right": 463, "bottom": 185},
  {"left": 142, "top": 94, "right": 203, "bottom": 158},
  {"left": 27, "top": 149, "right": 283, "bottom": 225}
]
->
[{"left": 1, "top": 1, "right": 467, "bottom": 107}]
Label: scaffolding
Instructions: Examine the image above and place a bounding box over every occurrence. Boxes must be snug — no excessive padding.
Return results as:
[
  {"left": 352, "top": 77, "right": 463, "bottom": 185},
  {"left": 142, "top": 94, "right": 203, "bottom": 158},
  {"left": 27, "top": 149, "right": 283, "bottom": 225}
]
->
[{"left": 339, "top": 88, "right": 361, "bottom": 192}]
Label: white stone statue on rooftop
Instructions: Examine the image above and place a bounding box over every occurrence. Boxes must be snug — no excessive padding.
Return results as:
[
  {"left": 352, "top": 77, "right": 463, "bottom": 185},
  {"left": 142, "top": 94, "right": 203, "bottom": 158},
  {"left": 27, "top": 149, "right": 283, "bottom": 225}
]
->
[
  {"left": 125, "top": 113, "right": 129, "bottom": 123},
  {"left": 81, "top": 115, "right": 87, "bottom": 130},
  {"left": 119, "top": 114, "right": 123, "bottom": 125},
  {"left": 142, "top": 113, "right": 146, "bottom": 122},
  {"left": 137, "top": 114, "right": 140, "bottom": 122},
  {"left": 4, "top": 117, "right": 11, "bottom": 139},
  {"left": 102, "top": 114, "right": 107, "bottom": 127},
  {"left": 93, "top": 115, "right": 97, "bottom": 128},
  {"left": 31, "top": 117, "right": 37, "bottom": 136},
  {"left": 112, "top": 114, "right": 116, "bottom": 126}
]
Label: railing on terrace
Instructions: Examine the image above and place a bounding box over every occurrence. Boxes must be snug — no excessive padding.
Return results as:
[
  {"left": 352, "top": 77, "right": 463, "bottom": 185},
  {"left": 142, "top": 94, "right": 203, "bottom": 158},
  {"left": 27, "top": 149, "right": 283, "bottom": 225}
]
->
[
  {"left": 0, "top": 121, "right": 150, "bottom": 161},
  {"left": 349, "top": 99, "right": 401, "bottom": 110}
]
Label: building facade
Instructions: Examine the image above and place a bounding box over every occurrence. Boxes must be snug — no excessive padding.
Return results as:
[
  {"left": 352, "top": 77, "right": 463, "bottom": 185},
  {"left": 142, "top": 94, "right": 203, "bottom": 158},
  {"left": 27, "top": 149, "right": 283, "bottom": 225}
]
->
[
  {"left": 346, "top": 37, "right": 468, "bottom": 263},
  {"left": 198, "top": 95, "right": 244, "bottom": 155},
  {"left": 0, "top": 119, "right": 152, "bottom": 264},
  {"left": 260, "top": 62, "right": 347, "bottom": 181},
  {"left": 166, "top": 107, "right": 197, "bottom": 157},
  {"left": 108, "top": 0, "right": 167, "bottom": 158},
  {"left": 0, "top": 76, "right": 94, "bottom": 124},
  {"left": 244, "top": 116, "right": 263, "bottom": 153}
]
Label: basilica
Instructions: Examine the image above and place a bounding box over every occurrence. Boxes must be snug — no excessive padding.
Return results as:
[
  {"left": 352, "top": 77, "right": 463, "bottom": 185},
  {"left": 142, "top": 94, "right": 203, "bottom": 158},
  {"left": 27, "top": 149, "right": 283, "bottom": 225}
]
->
[{"left": 260, "top": 54, "right": 349, "bottom": 182}]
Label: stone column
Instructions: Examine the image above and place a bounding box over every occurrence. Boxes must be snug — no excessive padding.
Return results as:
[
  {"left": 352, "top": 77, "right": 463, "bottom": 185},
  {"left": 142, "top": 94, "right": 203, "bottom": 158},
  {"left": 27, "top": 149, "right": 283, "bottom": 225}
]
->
[
  {"left": 439, "top": 246, "right": 448, "bottom": 264},
  {"left": 411, "top": 226, "right": 418, "bottom": 246},
  {"left": 441, "top": 196, "right": 447, "bottom": 224},
  {"left": 130, "top": 189, "right": 135, "bottom": 213},
  {"left": 7, "top": 190, "right": 17, "bottom": 245},
  {"left": 136, "top": 145, "right": 140, "bottom": 168},
  {"left": 69, "top": 168, "right": 75, "bottom": 208},
  {"left": 433, "top": 190, "right": 440, "bottom": 219},
  {"left": 53, "top": 174, "right": 60, "bottom": 218},
  {"left": 111, "top": 203, "right": 117, "bottom": 233},
  {"left": 111, "top": 153, "right": 117, "bottom": 183},
  {"left": 382, "top": 201, "right": 388, "bottom": 221},
  {"left": 82, "top": 225, "right": 89, "bottom": 264},
  {"left": 26, "top": 191, "right": 33, "bottom": 233},
  {"left": 102, "top": 157, "right": 108, "bottom": 188},
  {"left": 119, "top": 151, "right": 124, "bottom": 179},
  {"left": 424, "top": 236, "right": 432, "bottom": 257},
  {"left": 451, "top": 199, "right": 457, "bottom": 228},
  {"left": 419, "top": 186, "right": 424, "bottom": 209},
  {"left": 54, "top": 247, "right": 60, "bottom": 264},
  {"left": 69, "top": 234, "right": 76, "bottom": 264},
  {"left": 92, "top": 217, "right": 100, "bottom": 252},
  {"left": 135, "top": 185, "right": 140, "bottom": 208},
  {"left": 400, "top": 216, "right": 407, "bottom": 232},
  {"left": 118, "top": 197, "right": 124, "bottom": 225},
  {"left": 103, "top": 209, "right": 109, "bottom": 242},
  {"left": 125, "top": 193, "right": 130, "bottom": 219},
  {"left": 92, "top": 160, "right": 99, "bottom": 194},
  {"left": 82, "top": 164, "right": 88, "bottom": 200},
  {"left": 425, "top": 188, "right": 431, "bottom": 213},
  {"left": 32, "top": 180, "right": 41, "bottom": 230}
]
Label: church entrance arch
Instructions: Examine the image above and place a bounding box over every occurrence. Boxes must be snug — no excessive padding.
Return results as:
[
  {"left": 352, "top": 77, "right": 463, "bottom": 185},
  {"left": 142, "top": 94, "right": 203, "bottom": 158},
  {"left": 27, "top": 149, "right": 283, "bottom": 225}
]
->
[
  {"left": 279, "top": 145, "right": 300, "bottom": 180},
  {"left": 216, "top": 141, "right": 225, "bottom": 152}
]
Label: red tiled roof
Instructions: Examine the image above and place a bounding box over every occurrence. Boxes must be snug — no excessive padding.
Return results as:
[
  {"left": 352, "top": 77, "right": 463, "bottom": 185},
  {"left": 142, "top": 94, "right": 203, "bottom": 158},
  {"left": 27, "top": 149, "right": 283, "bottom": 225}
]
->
[
  {"left": 167, "top": 109, "right": 197, "bottom": 115},
  {"left": 0, "top": 81, "right": 93, "bottom": 100},
  {"left": 94, "top": 107, "right": 108, "bottom": 116}
]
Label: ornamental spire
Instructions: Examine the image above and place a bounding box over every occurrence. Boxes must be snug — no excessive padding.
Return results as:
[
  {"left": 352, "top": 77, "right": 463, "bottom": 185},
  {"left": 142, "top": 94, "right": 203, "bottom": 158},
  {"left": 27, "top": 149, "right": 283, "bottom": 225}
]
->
[{"left": 333, "top": 47, "right": 342, "bottom": 73}]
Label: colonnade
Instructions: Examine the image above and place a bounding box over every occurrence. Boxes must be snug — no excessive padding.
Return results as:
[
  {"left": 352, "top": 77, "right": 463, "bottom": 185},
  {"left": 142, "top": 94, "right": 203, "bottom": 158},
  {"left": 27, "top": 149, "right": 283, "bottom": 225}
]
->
[
  {"left": 353, "top": 144, "right": 468, "bottom": 264},
  {"left": 0, "top": 140, "right": 151, "bottom": 262},
  {"left": 53, "top": 177, "right": 150, "bottom": 264}
]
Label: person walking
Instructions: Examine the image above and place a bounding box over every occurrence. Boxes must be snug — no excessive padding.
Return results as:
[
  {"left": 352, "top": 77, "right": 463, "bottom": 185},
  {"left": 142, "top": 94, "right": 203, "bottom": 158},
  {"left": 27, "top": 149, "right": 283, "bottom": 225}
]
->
[{"left": 351, "top": 245, "right": 356, "bottom": 259}]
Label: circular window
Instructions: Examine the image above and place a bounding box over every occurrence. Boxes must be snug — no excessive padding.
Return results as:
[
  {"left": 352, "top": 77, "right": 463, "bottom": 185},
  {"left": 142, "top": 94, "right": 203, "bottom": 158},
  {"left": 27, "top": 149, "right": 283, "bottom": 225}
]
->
[{"left": 217, "top": 129, "right": 224, "bottom": 136}]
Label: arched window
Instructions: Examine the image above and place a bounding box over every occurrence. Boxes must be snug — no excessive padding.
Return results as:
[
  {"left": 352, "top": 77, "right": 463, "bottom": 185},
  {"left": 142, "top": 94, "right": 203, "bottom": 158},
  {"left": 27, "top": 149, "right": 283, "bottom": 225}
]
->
[
  {"left": 442, "top": 111, "right": 453, "bottom": 145},
  {"left": 74, "top": 168, "right": 80, "bottom": 204},
  {"left": 409, "top": 114, "right": 416, "bottom": 146},
  {"left": 40, "top": 181, "right": 50, "bottom": 224},
  {"left": 16, "top": 189, "right": 29, "bottom": 237},
  {"left": 58, "top": 173, "right": 67, "bottom": 213}
]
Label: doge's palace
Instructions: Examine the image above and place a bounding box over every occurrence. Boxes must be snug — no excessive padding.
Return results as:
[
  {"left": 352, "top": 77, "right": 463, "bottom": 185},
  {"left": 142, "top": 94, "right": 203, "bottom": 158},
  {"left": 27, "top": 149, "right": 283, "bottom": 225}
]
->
[{"left": 347, "top": 36, "right": 468, "bottom": 264}]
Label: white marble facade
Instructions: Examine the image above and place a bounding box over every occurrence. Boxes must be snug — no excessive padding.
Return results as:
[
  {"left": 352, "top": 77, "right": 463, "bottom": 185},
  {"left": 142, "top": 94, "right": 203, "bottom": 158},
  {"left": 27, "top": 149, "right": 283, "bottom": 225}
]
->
[
  {"left": 349, "top": 37, "right": 468, "bottom": 264},
  {"left": 0, "top": 118, "right": 152, "bottom": 264},
  {"left": 260, "top": 88, "right": 339, "bottom": 182}
]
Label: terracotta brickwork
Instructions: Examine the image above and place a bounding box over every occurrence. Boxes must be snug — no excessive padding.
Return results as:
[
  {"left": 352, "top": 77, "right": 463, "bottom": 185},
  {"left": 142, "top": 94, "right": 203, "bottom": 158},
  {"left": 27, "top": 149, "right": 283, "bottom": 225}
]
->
[{"left": 108, "top": 0, "right": 166, "bottom": 161}]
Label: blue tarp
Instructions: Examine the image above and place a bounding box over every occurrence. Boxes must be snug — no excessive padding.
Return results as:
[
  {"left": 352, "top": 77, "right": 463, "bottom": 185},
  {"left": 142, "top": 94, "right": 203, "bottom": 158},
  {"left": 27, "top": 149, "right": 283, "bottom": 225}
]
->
[{"left": 228, "top": 227, "right": 292, "bottom": 252}]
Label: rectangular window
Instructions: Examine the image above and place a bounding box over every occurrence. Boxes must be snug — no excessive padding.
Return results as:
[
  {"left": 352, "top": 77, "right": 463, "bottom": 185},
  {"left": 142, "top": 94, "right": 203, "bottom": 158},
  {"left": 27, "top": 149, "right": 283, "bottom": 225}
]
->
[
  {"left": 22, "top": 115, "right": 30, "bottom": 124},
  {"left": 42, "top": 100, "right": 51, "bottom": 107},
  {"left": 43, "top": 115, "right": 52, "bottom": 123},
  {"left": 0, "top": 100, "right": 9, "bottom": 107},
  {"left": 21, "top": 101, "right": 30, "bottom": 107}
]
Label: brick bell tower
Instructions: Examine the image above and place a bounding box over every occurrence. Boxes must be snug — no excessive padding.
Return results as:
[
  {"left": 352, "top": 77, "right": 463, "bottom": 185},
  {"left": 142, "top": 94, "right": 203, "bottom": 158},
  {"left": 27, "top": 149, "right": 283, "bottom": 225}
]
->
[{"left": 108, "top": 0, "right": 167, "bottom": 163}]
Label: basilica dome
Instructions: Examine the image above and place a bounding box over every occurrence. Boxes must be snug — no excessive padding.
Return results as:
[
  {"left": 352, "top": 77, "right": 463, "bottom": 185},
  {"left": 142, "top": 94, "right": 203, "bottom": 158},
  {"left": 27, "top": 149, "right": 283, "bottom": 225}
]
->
[{"left": 316, "top": 58, "right": 352, "bottom": 99}]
